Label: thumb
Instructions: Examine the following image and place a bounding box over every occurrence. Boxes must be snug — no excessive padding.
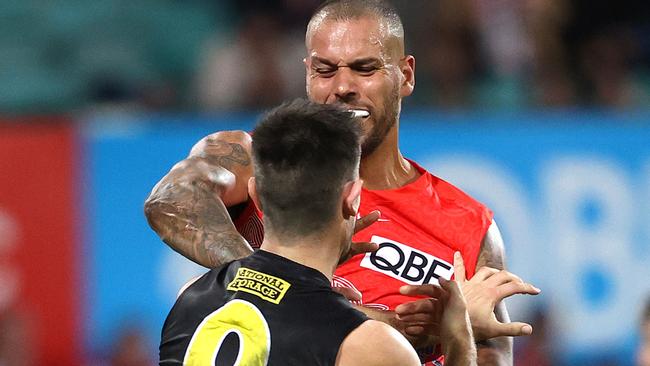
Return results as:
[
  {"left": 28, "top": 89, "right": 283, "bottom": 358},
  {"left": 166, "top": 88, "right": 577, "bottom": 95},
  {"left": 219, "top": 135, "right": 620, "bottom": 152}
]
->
[
  {"left": 492, "top": 322, "right": 533, "bottom": 338},
  {"left": 453, "top": 251, "right": 466, "bottom": 282}
]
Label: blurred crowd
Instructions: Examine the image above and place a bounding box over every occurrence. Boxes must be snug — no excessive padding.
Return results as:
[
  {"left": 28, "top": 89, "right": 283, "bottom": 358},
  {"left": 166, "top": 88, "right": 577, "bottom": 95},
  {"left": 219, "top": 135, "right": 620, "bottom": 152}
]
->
[
  {"left": 1, "top": 0, "right": 649, "bottom": 115},
  {"left": 402, "top": 0, "right": 650, "bottom": 110}
]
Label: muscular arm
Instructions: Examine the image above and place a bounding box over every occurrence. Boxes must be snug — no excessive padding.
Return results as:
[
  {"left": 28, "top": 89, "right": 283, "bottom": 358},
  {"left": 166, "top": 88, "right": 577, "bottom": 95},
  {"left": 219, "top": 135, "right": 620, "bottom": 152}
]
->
[
  {"left": 144, "top": 131, "right": 254, "bottom": 268},
  {"left": 336, "top": 320, "right": 420, "bottom": 366},
  {"left": 475, "top": 221, "right": 511, "bottom": 366}
]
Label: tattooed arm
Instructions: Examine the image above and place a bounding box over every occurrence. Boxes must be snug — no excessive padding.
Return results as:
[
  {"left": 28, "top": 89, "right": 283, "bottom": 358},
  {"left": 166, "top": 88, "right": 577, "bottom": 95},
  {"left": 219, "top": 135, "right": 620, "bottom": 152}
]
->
[
  {"left": 473, "top": 222, "right": 511, "bottom": 366},
  {"left": 144, "top": 131, "right": 255, "bottom": 268}
]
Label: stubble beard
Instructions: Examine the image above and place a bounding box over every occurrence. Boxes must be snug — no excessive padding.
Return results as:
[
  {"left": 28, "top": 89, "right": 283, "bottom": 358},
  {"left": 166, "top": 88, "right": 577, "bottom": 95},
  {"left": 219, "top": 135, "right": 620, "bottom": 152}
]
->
[{"left": 360, "top": 86, "right": 400, "bottom": 157}]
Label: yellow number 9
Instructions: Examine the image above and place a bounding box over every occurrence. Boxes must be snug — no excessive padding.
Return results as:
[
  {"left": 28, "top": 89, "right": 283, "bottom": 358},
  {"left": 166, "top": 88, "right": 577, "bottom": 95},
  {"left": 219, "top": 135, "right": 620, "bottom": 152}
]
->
[{"left": 183, "top": 299, "right": 271, "bottom": 366}]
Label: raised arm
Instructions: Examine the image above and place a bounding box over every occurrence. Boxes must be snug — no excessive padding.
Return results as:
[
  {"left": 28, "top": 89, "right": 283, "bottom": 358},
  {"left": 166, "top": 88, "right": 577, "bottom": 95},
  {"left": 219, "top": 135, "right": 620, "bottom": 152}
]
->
[
  {"left": 470, "top": 220, "right": 534, "bottom": 366},
  {"left": 144, "top": 130, "right": 255, "bottom": 268}
]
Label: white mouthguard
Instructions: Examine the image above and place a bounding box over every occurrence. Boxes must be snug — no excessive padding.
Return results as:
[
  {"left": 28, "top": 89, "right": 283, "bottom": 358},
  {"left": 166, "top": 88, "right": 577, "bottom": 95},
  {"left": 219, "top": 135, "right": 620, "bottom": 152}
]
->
[{"left": 349, "top": 109, "right": 370, "bottom": 118}]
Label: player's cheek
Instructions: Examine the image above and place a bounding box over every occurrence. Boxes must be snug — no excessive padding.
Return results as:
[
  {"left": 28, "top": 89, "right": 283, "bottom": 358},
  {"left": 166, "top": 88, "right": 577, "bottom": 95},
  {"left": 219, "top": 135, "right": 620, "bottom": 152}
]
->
[
  {"left": 364, "top": 79, "right": 388, "bottom": 109},
  {"left": 307, "top": 80, "right": 329, "bottom": 103}
]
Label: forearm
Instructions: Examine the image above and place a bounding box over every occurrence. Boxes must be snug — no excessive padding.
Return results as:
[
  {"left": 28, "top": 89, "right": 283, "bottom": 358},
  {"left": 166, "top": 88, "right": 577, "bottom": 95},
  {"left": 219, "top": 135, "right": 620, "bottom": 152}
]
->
[
  {"left": 476, "top": 301, "right": 512, "bottom": 366},
  {"left": 444, "top": 332, "right": 477, "bottom": 366},
  {"left": 145, "top": 132, "right": 255, "bottom": 267},
  {"left": 474, "top": 221, "right": 512, "bottom": 365},
  {"left": 145, "top": 180, "right": 253, "bottom": 268}
]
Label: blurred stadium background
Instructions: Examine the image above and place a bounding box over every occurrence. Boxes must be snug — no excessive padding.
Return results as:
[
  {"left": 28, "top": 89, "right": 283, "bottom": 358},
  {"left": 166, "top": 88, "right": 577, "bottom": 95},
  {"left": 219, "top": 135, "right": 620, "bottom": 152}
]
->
[{"left": 1, "top": 1, "right": 650, "bottom": 365}]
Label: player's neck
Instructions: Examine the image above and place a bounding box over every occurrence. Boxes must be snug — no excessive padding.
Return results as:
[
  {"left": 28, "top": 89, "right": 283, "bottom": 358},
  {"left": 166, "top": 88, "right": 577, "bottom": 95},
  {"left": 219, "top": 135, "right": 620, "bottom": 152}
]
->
[
  {"left": 260, "top": 229, "right": 343, "bottom": 280},
  {"left": 359, "top": 126, "right": 420, "bottom": 190}
]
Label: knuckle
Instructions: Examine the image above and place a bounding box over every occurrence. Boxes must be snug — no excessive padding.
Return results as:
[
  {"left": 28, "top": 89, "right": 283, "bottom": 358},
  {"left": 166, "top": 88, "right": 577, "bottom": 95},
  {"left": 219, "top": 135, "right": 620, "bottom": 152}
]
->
[{"left": 214, "top": 130, "right": 251, "bottom": 144}]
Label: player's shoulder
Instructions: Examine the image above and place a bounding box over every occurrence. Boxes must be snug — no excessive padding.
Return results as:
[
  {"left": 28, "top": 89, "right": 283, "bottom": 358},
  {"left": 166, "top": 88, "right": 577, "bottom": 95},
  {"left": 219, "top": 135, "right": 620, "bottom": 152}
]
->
[
  {"left": 173, "top": 262, "right": 241, "bottom": 312},
  {"left": 189, "top": 130, "right": 252, "bottom": 158},
  {"left": 335, "top": 320, "right": 420, "bottom": 366},
  {"left": 417, "top": 163, "right": 490, "bottom": 210},
  {"left": 429, "top": 173, "right": 476, "bottom": 202},
  {"left": 176, "top": 275, "right": 203, "bottom": 298}
]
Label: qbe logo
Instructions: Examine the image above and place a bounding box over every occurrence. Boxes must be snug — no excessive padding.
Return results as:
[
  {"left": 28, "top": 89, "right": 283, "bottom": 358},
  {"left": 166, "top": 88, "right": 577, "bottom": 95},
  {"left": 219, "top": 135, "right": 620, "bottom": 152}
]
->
[{"left": 360, "top": 236, "right": 453, "bottom": 286}]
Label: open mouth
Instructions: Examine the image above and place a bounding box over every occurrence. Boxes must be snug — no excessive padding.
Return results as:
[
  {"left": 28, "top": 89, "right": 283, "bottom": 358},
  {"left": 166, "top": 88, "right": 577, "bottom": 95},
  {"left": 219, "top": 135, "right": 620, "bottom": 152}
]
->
[{"left": 348, "top": 109, "right": 370, "bottom": 118}]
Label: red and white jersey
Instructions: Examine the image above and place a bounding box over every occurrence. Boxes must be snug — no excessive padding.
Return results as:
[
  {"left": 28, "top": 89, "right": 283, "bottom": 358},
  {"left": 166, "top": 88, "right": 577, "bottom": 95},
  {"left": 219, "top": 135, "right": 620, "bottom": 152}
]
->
[
  {"left": 334, "top": 160, "right": 493, "bottom": 310},
  {"left": 232, "top": 160, "right": 492, "bottom": 365},
  {"left": 234, "top": 160, "right": 493, "bottom": 309},
  {"left": 232, "top": 199, "right": 264, "bottom": 250}
]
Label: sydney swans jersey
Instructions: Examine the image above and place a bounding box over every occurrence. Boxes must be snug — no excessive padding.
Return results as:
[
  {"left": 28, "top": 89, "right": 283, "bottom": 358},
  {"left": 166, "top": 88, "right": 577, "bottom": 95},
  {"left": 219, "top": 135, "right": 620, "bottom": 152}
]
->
[
  {"left": 232, "top": 161, "right": 492, "bottom": 310},
  {"left": 160, "top": 250, "right": 368, "bottom": 366},
  {"left": 335, "top": 161, "right": 493, "bottom": 310},
  {"left": 232, "top": 199, "right": 264, "bottom": 250}
]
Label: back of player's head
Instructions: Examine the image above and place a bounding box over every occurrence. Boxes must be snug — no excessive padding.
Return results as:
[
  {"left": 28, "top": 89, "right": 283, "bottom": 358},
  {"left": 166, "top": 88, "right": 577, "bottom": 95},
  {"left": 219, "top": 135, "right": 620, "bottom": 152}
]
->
[
  {"left": 252, "top": 98, "right": 362, "bottom": 237},
  {"left": 307, "top": 0, "right": 404, "bottom": 42},
  {"left": 643, "top": 297, "right": 650, "bottom": 324}
]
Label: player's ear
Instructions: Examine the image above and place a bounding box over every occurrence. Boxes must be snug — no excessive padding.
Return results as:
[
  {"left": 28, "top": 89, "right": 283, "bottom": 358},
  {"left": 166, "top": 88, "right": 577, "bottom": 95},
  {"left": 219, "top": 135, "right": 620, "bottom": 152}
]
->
[
  {"left": 342, "top": 179, "right": 363, "bottom": 219},
  {"left": 248, "top": 177, "right": 262, "bottom": 211},
  {"left": 400, "top": 55, "right": 415, "bottom": 97}
]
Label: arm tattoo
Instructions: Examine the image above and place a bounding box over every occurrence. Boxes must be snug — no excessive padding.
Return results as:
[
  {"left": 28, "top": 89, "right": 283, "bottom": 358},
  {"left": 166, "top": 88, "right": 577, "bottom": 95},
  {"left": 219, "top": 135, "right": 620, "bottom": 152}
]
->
[
  {"left": 147, "top": 180, "right": 253, "bottom": 268},
  {"left": 202, "top": 140, "right": 251, "bottom": 170},
  {"left": 476, "top": 221, "right": 513, "bottom": 366},
  {"left": 476, "top": 222, "right": 506, "bottom": 270},
  {"left": 145, "top": 138, "right": 254, "bottom": 268}
]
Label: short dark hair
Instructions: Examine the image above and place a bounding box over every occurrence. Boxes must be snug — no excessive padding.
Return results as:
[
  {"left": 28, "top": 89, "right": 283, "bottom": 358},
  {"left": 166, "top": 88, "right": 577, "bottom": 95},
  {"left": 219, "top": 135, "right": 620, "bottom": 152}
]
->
[
  {"left": 252, "top": 99, "right": 362, "bottom": 236},
  {"left": 308, "top": 0, "right": 404, "bottom": 40},
  {"left": 643, "top": 296, "right": 650, "bottom": 324}
]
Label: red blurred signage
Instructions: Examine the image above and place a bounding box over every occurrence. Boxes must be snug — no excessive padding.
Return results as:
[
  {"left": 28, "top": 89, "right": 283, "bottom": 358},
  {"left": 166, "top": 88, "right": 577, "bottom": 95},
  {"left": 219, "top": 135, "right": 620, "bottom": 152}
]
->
[{"left": 0, "top": 120, "right": 81, "bottom": 365}]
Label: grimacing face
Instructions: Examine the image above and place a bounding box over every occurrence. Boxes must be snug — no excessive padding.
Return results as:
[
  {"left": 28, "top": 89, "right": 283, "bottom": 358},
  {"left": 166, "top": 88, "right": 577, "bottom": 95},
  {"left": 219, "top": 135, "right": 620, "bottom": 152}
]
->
[{"left": 305, "top": 15, "right": 414, "bottom": 156}]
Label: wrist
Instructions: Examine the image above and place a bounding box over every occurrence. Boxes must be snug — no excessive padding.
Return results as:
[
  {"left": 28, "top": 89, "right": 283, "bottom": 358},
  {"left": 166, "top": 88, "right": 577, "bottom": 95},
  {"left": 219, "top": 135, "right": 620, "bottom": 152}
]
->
[{"left": 443, "top": 334, "right": 477, "bottom": 366}]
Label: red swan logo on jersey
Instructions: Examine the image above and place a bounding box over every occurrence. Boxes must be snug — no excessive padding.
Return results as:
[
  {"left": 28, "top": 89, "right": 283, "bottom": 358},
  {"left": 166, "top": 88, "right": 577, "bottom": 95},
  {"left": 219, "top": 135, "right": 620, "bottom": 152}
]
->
[{"left": 360, "top": 235, "right": 454, "bottom": 285}]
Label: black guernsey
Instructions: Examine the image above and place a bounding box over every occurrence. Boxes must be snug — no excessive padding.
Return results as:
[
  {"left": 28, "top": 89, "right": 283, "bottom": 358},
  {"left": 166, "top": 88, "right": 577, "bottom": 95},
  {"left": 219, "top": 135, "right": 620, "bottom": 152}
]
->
[{"left": 159, "top": 250, "right": 369, "bottom": 366}]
